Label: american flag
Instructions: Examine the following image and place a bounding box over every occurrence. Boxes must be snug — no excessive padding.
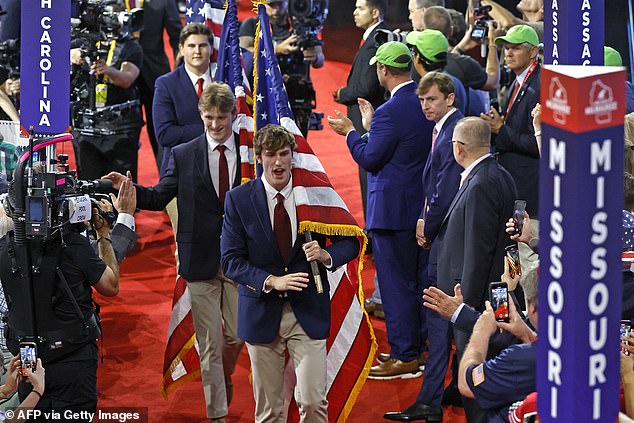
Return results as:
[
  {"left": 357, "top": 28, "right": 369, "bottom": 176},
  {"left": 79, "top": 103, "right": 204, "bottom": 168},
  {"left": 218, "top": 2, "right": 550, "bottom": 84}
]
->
[
  {"left": 185, "top": 0, "right": 225, "bottom": 62},
  {"left": 160, "top": 0, "right": 255, "bottom": 398},
  {"left": 253, "top": 4, "right": 377, "bottom": 422}
]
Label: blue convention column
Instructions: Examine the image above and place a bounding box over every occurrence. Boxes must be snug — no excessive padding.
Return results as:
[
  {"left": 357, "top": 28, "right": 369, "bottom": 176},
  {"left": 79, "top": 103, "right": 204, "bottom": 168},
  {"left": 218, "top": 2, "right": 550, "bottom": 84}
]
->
[{"left": 538, "top": 65, "right": 626, "bottom": 422}]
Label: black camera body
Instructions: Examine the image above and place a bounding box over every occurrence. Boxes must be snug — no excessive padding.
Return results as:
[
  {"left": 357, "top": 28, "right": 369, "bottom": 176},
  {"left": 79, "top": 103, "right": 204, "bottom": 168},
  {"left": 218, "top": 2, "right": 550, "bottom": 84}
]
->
[
  {"left": 8, "top": 140, "right": 115, "bottom": 240},
  {"left": 471, "top": 5, "right": 493, "bottom": 42},
  {"left": 288, "top": 0, "right": 328, "bottom": 49},
  {"left": 0, "top": 38, "right": 19, "bottom": 79},
  {"left": 71, "top": 0, "right": 143, "bottom": 41}
]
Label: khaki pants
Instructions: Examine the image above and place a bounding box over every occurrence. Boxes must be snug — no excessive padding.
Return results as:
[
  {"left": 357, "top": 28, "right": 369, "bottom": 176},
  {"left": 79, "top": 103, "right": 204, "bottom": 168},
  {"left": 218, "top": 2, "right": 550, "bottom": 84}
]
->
[
  {"left": 246, "top": 303, "right": 328, "bottom": 423},
  {"left": 187, "top": 275, "right": 243, "bottom": 419}
]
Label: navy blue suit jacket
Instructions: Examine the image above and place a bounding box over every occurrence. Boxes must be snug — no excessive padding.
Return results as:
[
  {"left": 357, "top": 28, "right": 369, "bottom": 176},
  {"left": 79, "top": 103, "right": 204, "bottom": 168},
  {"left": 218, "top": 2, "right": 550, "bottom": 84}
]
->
[
  {"left": 434, "top": 156, "right": 517, "bottom": 309},
  {"left": 495, "top": 65, "right": 540, "bottom": 217},
  {"left": 419, "top": 109, "right": 464, "bottom": 278},
  {"left": 220, "top": 179, "right": 360, "bottom": 344},
  {"left": 153, "top": 65, "right": 204, "bottom": 174},
  {"left": 420, "top": 109, "right": 464, "bottom": 241},
  {"left": 135, "top": 134, "right": 241, "bottom": 281},
  {"left": 346, "top": 81, "right": 433, "bottom": 230}
]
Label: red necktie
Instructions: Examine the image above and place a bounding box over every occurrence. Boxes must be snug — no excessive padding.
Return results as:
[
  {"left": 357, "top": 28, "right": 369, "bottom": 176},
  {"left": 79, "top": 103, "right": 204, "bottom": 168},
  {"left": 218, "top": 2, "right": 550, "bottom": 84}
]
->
[
  {"left": 217, "top": 145, "right": 229, "bottom": 206},
  {"left": 197, "top": 78, "right": 204, "bottom": 99},
  {"left": 129, "top": 0, "right": 135, "bottom": 8},
  {"left": 431, "top": 127, "right": 438, "bottom": 152},
  {"left": 506, "top": 82, "right": 520, "bottom": 116},
  {"left": 274, "top": 193, "right": 292, "bottom": 262}
]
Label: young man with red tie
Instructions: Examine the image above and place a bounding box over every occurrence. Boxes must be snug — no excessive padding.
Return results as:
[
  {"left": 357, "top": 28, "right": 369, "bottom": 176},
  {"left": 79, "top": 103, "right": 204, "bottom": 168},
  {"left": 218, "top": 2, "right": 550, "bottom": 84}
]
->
[{"left": 106, "top": 83, "right": 243, "bottom": 423}]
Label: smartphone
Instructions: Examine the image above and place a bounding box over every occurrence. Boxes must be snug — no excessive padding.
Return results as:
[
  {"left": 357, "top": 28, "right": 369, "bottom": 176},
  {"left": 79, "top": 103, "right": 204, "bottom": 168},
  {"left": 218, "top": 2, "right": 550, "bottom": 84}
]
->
[
  {"left": 505, "top": 244, "right": 521, "bottom": 278},
  {"left": 19, "top": 342, "right": 37, "bottom": 377},
  {"left": 514, "top": 200, "right": 527, "bottom": 236},
  {"left": 622, "top": 321, "right": 632, "bottom": 355},
  {"left": 489, "top": 282, "right": 509, "bottom": 323}
]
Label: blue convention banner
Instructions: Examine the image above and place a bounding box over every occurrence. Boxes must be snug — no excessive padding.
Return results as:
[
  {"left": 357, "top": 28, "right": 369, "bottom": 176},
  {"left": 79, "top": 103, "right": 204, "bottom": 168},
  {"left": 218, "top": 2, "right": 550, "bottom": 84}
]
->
[
  {"left": 20, "top": 0, "right": 70, "bottom": 134},
  {"left": 544, "top": 0, "right": 604, "bottom": 65},
  {"left": 537, "top": 123, "right": 623, "bottom": 422}
]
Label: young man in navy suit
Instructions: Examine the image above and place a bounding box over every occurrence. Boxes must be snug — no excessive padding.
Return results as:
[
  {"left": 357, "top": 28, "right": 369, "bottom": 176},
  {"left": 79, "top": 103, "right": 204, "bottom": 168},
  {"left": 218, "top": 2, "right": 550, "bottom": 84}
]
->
[
  {"left": 106, "top": 83, "right": 242, "bottom": 423},
  {"left": 153, "top": 23, "right": 216, "bottom": 176},
  {"left": 329, "top": 41, "right": 434, "bottom": 379},
  {"left": 220, "top": 125, "right": 359, "bottom": 422},
  {"left": 384, "top": 71, "right": 463, "bottom": 422}
]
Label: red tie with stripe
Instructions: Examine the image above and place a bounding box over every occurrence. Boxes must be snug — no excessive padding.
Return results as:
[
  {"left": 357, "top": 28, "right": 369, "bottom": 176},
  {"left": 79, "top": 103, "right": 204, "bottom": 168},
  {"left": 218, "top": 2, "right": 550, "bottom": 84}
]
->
[
  {"left": 217, "top": 145, "right": 229, "bottom": 206},
  {"left": 274, "top": 193, "right": 292, "bottom": 262},
  {"left": 197, "top": 78, "right": 204, "bottom": 99}
]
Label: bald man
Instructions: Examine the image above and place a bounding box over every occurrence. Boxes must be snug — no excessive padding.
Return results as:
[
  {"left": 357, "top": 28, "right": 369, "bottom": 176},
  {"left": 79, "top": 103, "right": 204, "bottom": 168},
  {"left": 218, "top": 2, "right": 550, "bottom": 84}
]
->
[{"left": 432, "top": 116, "right": 516, "bottom": 422}]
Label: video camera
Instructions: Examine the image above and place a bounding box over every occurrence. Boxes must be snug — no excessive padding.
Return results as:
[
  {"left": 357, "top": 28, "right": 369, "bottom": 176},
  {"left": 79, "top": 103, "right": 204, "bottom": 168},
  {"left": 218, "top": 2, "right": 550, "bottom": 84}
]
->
[
  {"left": 471, "top": 4, "right": 493, "bottom": 42},
  {"left": 71, "top": 0, "right": 143, "bottom": 43},
  {"left": 0, "top": 39, "right": 20, "bottom": 80},
  {"left": 6, "top": 134, "right": 115, "bottom": 241},
  {"left": 288, "top": 0, "right": 328, "bottom": 49}
]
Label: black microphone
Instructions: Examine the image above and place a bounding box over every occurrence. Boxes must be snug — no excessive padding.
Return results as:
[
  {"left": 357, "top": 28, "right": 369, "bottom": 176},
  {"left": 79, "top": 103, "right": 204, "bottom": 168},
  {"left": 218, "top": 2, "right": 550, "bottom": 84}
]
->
[{"left": 304, "top": 231, "right": 324, "bottom": 294}]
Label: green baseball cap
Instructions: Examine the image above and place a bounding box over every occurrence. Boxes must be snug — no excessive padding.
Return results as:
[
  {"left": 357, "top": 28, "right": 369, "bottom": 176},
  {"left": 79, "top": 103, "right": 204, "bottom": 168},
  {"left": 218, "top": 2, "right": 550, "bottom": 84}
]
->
[
  {"left": 405, "top": 29, "right": 449, "bottom": 63},
  {"left": 604, "top": 46, "right": 623, "bottom": 66},
  {"left": 369, "top": 41, "right": 412, "bottom": 68},
  {"left": 495, "top": 24, "right": 539, "bottom": 47}
]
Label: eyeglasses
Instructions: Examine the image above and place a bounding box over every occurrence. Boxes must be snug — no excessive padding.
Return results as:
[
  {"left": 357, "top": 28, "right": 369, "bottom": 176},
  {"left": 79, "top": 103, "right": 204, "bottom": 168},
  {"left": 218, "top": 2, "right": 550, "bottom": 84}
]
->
[{"left": 450, "top": 140, "right": 466, "bottom": 145}]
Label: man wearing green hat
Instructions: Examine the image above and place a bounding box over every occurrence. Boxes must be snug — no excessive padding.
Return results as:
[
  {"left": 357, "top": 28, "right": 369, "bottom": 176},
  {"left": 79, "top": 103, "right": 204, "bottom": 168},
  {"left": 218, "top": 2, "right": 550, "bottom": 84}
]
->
[
  {"left": 604, "top": 46, "right": 633, "bottom": 114},
  {"left": 480, "top": 24, "right": 541, "bottom": 219},
  {"left": 329, "top": 41, "right": 434, "bottom": 380},
  {"left": 406, "top": 29, "right": 468, "bottom": 116}
]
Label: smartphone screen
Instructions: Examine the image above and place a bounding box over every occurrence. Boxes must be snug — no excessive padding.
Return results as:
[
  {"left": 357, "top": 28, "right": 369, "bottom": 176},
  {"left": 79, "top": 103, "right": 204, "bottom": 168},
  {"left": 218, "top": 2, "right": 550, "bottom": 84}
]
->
[
  {"left": 19, "top": 342, "right": 37, "bottom": 377},
  {"left": 490, "top": 282, "right": 509, "bottom": 323},
  {"left": 514, "top": 200, "right": 527, "bottom": 236}
]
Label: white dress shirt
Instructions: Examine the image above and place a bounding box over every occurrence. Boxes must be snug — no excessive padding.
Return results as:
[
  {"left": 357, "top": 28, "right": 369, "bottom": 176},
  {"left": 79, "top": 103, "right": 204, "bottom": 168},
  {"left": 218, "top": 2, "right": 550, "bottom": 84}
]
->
[
  {"left": 206, "top": 132, "right": 238, "bottom": 197},
  {"left": 460, "top": 153, "right": 492, "bottom": 187},
  {"left": 262, "top": 176, "right": 298, "bottom": 245},
  {"left": 184, "top": 64, "right": 215, "bottom": 92}
]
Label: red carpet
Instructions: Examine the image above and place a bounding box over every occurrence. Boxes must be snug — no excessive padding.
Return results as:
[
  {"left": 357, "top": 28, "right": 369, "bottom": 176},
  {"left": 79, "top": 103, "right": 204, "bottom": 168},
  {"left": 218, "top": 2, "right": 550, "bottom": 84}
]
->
[{"left": 89, "top": 56, "right": 467, "bottom": 422}]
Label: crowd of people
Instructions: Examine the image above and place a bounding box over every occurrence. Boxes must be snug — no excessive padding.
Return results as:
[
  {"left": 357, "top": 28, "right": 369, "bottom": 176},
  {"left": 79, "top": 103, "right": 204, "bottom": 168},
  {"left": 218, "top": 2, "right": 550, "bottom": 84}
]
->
[{"left": 0, "top": 0, "right": 631, "bottom": 422}]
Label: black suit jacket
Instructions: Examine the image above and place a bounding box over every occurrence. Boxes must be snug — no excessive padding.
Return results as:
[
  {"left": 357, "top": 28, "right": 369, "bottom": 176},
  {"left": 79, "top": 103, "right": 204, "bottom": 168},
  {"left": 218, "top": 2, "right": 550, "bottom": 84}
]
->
[
  {"left": 137, "top": 0, "right": 182, "bottom": 88},
  {"left": 494, "top": 65, "right": 541, "bottom": 217},
  {"left": 135, "top": 133, "right": 241, "bottom": 280},
  {"left": 434, "top": 156, "right": 517, "bottom": 310},
  {"left": 338, "top": 22, "right": 388, "bottom": 133}
]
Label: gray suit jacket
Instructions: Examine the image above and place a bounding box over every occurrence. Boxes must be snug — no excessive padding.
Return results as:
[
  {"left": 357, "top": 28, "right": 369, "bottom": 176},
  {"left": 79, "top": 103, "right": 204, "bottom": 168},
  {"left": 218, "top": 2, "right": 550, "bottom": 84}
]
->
[{"left": 91, "top": 223, "right": 139, "bottom": 264}]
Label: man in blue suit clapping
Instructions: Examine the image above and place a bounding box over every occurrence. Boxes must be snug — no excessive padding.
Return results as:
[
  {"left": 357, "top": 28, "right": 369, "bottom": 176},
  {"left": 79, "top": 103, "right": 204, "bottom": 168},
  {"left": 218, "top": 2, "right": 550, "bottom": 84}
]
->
[{"left": 329, "top": 41, "right": 434, "bottom": 380}]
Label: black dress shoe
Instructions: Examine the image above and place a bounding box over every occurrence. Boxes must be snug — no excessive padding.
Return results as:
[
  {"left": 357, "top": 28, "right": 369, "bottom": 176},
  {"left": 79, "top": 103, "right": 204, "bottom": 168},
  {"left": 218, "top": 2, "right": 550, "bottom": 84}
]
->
[
  {"left": 441, "top": 384, "right": 463, "bottom": 407},
  {"left": 383, "top": 402, "right": 442, "bottom": 422}
]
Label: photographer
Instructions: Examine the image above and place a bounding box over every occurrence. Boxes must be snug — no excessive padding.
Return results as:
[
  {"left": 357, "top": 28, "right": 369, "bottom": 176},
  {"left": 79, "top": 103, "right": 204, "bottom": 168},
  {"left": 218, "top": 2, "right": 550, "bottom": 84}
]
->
[
  {"left": 70, "top": 2, "right": 144, "bottom": 182},
  {"left": 0, "top": 169, "right": 128, "bottom": 419},
  {"left": 240, "top": 0, "right": 325, "bottom": 137}
]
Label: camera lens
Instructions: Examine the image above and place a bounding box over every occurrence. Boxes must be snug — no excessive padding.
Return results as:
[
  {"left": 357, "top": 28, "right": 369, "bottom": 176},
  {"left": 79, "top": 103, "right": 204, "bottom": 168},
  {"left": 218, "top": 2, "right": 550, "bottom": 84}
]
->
[{"left": 290, "top": 0, "right": 312, "bottom": 17}]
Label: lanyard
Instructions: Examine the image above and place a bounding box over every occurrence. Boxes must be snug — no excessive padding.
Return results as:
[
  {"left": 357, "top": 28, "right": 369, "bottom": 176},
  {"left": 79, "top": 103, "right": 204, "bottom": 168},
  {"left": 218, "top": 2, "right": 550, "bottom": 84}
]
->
[
  {"left": 96, "top": 40, "right": 117, "bottom": 83},
  {"left": 124, "top": 0, "right": 144, "bottom": 9},
  {"left": 506, "top": 60, "right": 538, "bottom": 116}
]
